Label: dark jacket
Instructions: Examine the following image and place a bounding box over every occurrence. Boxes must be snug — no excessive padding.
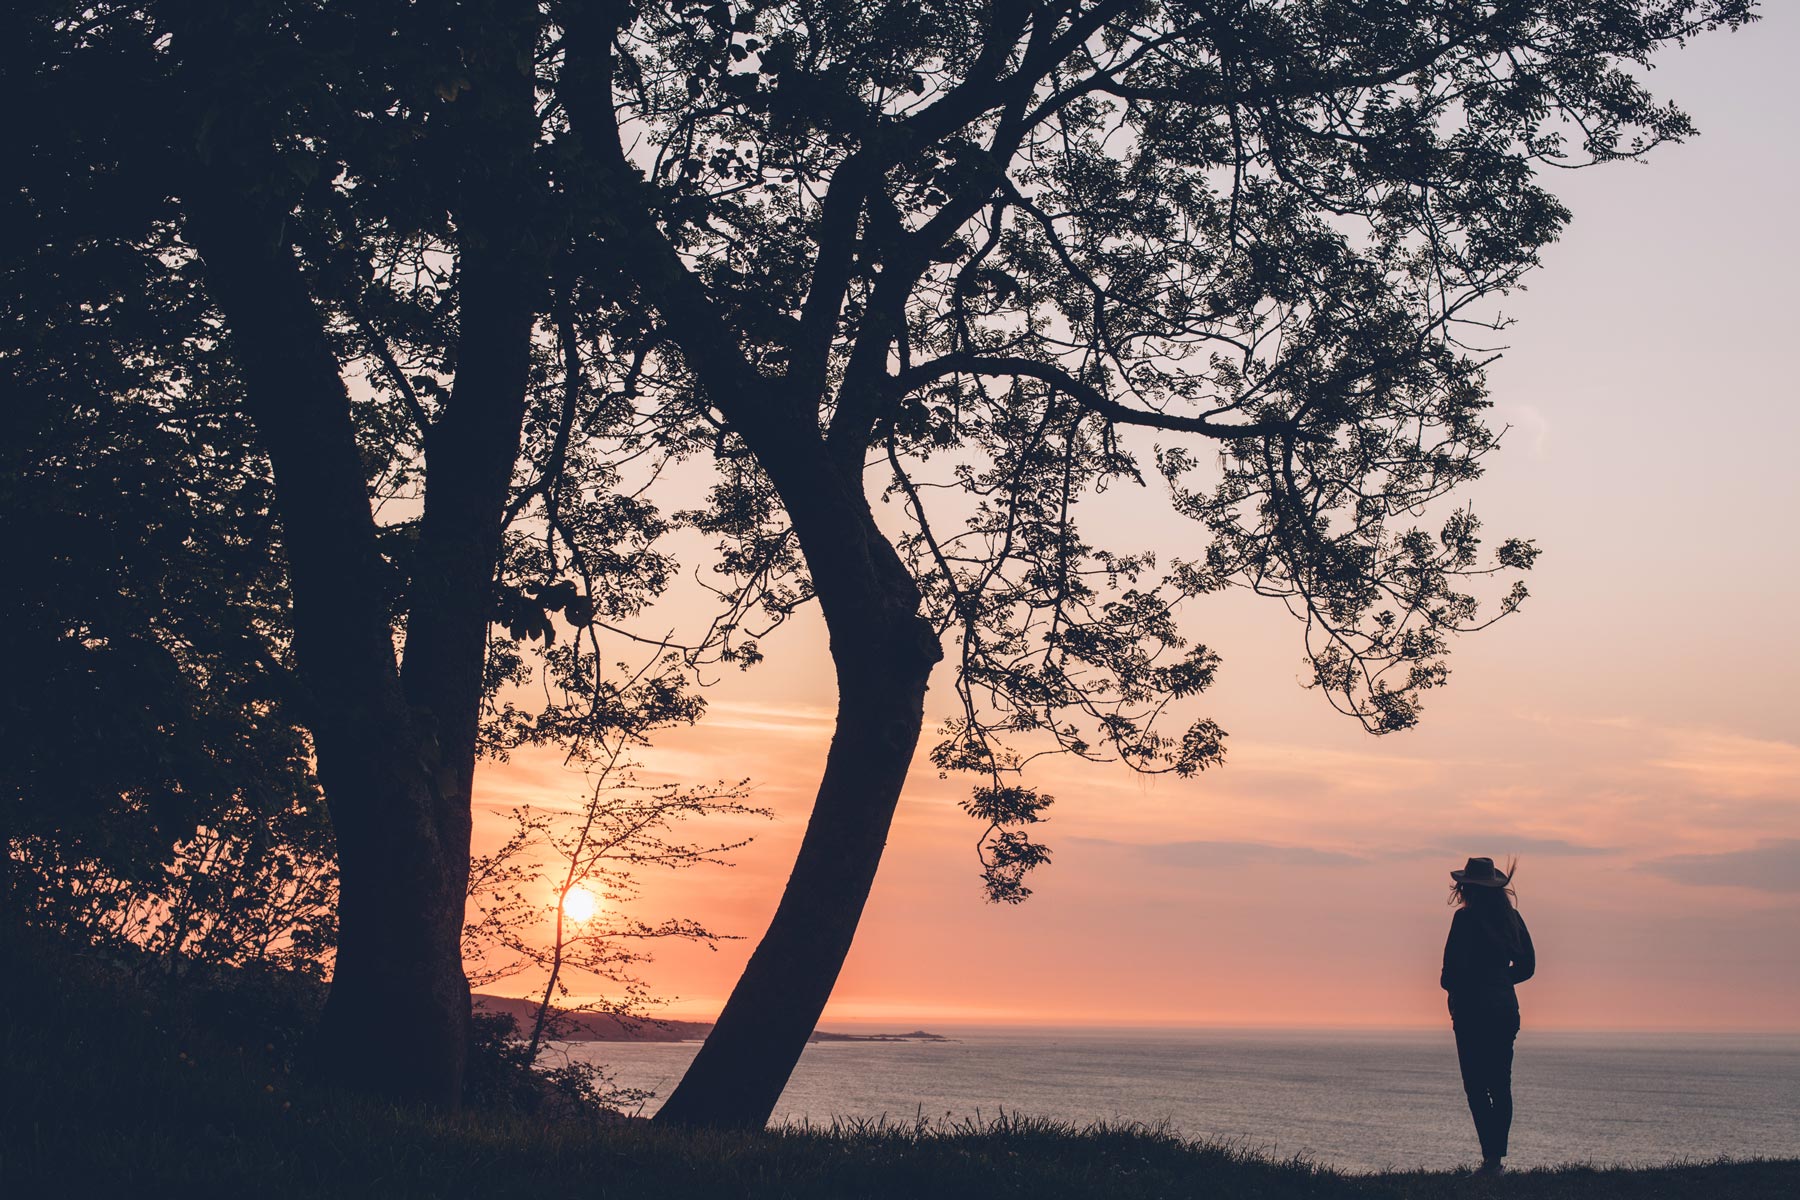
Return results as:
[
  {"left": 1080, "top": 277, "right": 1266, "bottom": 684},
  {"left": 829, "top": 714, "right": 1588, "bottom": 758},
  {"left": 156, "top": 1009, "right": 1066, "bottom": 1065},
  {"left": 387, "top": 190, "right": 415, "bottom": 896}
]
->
[{"left": 1441, "top": 905, "right": 1535, "bottom": 1012}]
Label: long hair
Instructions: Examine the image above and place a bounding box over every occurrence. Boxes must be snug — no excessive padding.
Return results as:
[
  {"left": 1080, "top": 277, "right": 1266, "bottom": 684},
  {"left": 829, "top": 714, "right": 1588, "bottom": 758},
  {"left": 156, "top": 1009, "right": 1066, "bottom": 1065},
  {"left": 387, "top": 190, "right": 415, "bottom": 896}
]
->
[
  {"left": 1450, "top": 858, "right": 1523, "bottom": 954},
  {"left": 1448, "top": 857, "right": 1519, "bottom": 909}
]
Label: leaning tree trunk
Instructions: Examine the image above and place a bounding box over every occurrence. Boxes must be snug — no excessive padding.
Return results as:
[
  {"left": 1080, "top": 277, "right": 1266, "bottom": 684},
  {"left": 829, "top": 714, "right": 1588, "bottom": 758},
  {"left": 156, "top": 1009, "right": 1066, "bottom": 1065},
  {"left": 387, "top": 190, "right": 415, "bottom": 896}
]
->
[
  {"left": 561, "top": 15, "right": 949, "bottom": 1118},
  {"left": 653, "top": 385, "right": 944, "bottom": 1126},
  {"left": 655, "top": 594, "right": 939, "bottom": 1127}
]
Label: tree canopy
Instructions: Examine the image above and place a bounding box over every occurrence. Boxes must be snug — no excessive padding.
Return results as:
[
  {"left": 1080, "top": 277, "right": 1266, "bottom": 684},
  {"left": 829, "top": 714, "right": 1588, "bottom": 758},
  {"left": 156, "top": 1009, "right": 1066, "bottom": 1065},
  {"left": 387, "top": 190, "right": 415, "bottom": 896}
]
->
[
  {"left": 3, "top": 0, "right": 1756, "bottom": 1122},
  {"left": 564, "top": 0, "right": 1747, "bottom": 896}
]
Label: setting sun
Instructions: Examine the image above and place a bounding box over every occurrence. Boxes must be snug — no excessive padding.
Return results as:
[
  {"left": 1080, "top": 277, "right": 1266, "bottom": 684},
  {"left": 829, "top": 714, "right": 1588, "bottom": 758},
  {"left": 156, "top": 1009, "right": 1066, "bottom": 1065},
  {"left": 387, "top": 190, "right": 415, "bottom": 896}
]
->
[{"left": 561, "top": 887, "right": 598, "bottom": 924}]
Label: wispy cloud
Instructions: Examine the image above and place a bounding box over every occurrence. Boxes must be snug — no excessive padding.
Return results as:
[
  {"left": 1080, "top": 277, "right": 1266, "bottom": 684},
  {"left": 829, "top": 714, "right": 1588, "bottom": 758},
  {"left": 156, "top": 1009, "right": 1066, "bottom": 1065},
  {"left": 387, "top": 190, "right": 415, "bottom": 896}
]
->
[
  {"left": 1640, "top": 840, "right": 1800, "bottom": 893},
  {"left": 1495, "top": 402, "right": 1551, "bottom": 460},
  {"left": 700, "top": 699, "right": 836, "bottom": 736},
  {"left": 1401, "top": 834, "right": 1616, "bottom": 859},
  {"left": 1072, "top": 837, "right": 1365, "bottom": 868},
  {"left": 1647, "top": 730, "right": 1800, "bottom": 801},
  {"left": 1072, "top": 832, "right": 1614, "bottom": 869}
]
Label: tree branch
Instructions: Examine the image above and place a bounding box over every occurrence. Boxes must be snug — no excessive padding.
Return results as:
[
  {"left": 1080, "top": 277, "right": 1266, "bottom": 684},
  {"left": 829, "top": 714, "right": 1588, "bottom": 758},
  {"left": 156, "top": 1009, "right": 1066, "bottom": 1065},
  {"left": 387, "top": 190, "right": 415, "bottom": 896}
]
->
[{"left": 888, "top": 354, "right": 1312, "bottom": 440}]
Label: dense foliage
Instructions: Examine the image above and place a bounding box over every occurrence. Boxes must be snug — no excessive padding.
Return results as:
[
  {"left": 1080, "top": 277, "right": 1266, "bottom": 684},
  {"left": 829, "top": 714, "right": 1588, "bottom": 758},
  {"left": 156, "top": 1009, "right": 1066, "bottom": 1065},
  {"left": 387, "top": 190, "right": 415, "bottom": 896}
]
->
[
  {"left": 570, "top": 0, "right": 1753, "bottom": 895},
  {"left": 2, "top": 0, "right": 1756, "bottom": 1117},
  {"left": 0, "top": 106, "right": 333, "bottom": 969}
]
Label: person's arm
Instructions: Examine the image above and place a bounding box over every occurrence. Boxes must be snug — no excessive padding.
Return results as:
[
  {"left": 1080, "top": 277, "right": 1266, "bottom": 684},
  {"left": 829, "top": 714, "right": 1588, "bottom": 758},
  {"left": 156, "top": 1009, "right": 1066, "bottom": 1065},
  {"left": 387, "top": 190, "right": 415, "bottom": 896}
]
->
[
  {"left": 1441, "top": 909, "right": 1464, "bottom": 992},
  {"left": 1509, "top": 912, "right": 1536, "bottom": 984}
]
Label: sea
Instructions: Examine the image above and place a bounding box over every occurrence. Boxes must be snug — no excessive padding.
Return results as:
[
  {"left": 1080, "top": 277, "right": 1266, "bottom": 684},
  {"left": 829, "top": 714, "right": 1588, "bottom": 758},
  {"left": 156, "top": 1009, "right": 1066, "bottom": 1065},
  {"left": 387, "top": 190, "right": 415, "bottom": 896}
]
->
[{"left": 553, "top": 1028, "right": 1800, "bottom": 1173}]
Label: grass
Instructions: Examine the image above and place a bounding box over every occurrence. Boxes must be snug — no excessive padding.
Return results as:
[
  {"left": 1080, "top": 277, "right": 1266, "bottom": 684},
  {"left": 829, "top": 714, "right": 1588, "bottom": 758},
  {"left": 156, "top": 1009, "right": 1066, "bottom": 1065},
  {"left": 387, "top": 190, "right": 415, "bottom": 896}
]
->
[{"left": 4, "top": 936, "right": 1795, "bottom": 1199}]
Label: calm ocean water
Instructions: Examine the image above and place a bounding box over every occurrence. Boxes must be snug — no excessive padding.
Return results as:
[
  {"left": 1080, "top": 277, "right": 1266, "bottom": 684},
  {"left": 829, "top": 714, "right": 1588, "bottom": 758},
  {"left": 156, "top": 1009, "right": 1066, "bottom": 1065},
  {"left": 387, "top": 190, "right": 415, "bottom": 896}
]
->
[{"left": 555, "top": 1028, "right": 1800, "bottom": 1173}]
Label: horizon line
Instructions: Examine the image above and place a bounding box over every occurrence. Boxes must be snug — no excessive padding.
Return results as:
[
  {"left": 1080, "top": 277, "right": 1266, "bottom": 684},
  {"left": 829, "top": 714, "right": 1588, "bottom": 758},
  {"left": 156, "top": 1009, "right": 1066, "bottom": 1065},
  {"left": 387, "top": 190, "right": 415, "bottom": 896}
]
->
[{"left": 474, "top": 993, "right": 1800, "bottom": 1037}]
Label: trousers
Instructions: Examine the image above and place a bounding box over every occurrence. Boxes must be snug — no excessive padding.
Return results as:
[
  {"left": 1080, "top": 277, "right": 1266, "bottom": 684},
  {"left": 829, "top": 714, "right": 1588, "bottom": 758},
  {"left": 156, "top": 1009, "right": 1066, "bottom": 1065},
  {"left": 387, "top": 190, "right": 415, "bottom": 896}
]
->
[{"left": 1451, "top": 998, "right": 1520, "bottom": 1161}]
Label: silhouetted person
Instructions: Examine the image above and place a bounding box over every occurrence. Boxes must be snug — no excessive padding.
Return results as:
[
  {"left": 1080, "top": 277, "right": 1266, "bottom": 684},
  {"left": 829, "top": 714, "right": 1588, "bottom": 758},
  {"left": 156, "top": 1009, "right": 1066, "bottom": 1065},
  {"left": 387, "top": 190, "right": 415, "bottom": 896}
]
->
[{"left": 1441, "top": 857, "right": 1535, "bottom": 1175}]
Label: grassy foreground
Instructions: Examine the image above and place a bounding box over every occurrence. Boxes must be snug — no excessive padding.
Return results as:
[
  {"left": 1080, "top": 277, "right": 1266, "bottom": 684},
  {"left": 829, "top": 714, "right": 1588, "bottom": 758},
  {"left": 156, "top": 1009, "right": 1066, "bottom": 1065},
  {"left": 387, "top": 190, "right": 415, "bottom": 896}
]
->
[{"left": 4, "top": 939, "right": 1795, "bottom": 1200}]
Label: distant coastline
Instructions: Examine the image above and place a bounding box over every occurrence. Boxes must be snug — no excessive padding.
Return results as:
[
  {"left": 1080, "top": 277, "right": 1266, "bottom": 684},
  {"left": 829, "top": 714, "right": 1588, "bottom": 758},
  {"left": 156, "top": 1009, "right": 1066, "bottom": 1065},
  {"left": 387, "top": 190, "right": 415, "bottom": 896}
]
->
[{"left": 472, "top": 995, "right": 946, "bottom": 1044}]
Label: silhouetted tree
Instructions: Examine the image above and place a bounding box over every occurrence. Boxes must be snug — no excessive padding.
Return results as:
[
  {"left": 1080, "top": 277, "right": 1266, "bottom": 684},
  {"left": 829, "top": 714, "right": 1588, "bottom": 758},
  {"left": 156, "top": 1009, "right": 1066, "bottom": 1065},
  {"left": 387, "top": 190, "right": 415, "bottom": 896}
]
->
[
  {"left": 577, "top": 0, "right": 1755, "bottom": 1127},
  {"left": 461, "top": 759, "right": 764, "bottom": 1062},
  {"left": 7, "top": 0, "right": 1756, "bottom": 1122},
  {"left": 1, "top": 180, "right": 333, "bottom": 975},
  {"left": 5, "top": 0, "right": 691, "bottom": 1104}
]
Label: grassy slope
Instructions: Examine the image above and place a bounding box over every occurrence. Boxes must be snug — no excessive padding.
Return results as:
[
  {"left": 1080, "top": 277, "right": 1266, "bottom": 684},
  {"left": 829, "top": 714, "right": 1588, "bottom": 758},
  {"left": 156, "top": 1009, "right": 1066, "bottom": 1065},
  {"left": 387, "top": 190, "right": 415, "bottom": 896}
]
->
[{"left": 3, "top": 940, "right": 1794, "bottom": 1200}]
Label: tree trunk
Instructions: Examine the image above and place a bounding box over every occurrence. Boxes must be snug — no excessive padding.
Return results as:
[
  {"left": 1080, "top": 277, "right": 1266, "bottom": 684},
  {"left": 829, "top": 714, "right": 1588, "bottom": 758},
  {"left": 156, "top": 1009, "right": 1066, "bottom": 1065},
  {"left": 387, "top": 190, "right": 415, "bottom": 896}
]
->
[
  {"left": 315, "top": 762, "right": 474, "bottom": 1103},
  {"left": 559, "top": 27, "right": 950, "bottom": 1117},
  {"left": 179, "top": 173, "right": 477, "bottom": 1104},
  {"left": 172, "top": 2, "right": 540, "bottom": 1106},
  {"left": 656, "top": 530, "right": 941, "bottom": 1128},
  {"left": 538, "top": 396, "right": 942, "bottom": 1126}
]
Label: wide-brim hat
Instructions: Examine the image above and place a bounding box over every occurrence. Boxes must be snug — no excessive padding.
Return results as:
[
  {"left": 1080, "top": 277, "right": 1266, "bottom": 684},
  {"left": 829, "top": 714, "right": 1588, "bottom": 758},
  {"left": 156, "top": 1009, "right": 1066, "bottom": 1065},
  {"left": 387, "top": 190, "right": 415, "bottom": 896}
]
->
[{"left": 1451, "top": 856, "right": 1510, "bottom": 887}]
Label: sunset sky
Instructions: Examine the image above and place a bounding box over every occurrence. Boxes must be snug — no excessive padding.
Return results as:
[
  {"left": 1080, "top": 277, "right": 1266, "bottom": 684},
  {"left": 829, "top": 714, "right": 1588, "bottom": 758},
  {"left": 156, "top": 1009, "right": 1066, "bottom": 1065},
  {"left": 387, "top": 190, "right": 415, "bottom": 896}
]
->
[{"left": 473, "top": 10, "right": 1799, "bottom": 1034}]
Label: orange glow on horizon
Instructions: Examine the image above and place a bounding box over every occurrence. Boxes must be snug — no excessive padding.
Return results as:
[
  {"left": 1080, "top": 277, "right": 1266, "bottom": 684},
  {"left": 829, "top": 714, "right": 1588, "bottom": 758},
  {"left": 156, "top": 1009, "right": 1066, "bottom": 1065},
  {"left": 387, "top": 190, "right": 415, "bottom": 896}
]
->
[{"left": 469, "top": 16, "right": 1800, "bottom": 1038}]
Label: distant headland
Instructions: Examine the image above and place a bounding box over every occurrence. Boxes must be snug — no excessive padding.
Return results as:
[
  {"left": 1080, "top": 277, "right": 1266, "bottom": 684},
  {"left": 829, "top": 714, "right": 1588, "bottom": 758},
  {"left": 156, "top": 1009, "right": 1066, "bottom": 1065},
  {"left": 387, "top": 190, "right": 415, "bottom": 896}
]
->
[{"left": 473, "top": 995, "right": 946, "bottom": 1044}]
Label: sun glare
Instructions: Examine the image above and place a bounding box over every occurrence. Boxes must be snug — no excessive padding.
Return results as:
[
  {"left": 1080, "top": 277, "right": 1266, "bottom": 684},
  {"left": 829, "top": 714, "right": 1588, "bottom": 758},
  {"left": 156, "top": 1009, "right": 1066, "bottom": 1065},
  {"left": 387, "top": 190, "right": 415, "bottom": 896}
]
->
[{"left": 561, "top": 887, "right": 598, "bottom": 924}]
